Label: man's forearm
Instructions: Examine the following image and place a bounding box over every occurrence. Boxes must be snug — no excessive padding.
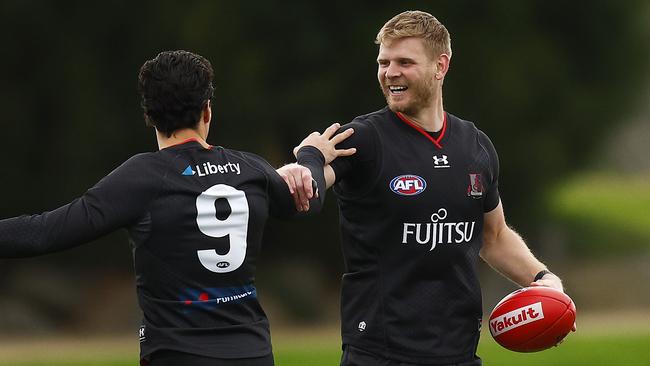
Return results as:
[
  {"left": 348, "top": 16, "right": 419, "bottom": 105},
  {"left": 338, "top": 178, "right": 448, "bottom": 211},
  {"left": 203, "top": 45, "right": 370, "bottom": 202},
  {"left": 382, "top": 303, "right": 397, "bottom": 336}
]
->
[{"left": 481, "top": 226, "right": 547, "bottom": 287}]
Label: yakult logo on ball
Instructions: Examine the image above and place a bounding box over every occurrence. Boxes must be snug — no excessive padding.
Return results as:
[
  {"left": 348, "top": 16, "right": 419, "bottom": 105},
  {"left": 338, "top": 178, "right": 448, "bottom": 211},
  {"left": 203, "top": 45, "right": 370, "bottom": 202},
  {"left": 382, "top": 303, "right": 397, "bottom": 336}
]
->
[
  {"left": 490, "top": 302, "right": 545, "bottom": 336},
  {"left": 390, "top": 175, "right": 427, "bottom": 196}
]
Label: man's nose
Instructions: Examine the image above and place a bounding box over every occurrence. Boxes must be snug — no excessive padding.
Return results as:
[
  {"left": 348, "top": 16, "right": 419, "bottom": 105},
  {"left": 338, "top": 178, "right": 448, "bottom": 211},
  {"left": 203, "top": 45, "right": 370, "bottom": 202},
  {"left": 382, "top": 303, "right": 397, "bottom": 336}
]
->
[{"left": 385, "top": 63, "right": 401, "bottom": 78}]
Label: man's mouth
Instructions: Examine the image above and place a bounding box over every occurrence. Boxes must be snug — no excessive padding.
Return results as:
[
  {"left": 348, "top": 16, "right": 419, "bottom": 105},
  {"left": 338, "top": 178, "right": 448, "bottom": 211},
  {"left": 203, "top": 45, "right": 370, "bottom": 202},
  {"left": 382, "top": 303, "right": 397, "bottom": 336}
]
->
[{"left": 388, "top": 85, "right": 408, "bottom": 95}]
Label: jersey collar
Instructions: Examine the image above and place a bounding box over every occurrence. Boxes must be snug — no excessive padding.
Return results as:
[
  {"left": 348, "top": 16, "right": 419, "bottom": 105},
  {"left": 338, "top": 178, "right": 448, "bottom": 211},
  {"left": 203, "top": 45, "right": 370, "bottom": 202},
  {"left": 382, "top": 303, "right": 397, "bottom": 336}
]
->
[
  {"left": 396, "top": 111, "right": 448, "bottom": 149},
  {"left": 163, "top": 137, "right": 213, "bottom": 150}
]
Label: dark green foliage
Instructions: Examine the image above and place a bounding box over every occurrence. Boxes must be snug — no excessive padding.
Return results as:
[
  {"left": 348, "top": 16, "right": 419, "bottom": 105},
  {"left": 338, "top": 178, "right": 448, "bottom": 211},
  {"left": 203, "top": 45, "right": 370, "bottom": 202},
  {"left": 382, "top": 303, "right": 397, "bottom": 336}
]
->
[{"left": 0, "top": 0, "right": 648, "bottom": 296}]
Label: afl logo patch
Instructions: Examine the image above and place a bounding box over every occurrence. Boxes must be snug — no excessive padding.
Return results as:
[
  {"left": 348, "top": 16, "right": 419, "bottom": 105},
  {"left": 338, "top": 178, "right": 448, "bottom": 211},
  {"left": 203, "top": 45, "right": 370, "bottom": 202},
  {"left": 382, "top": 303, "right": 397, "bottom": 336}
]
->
[{"left": 390, "top": 175, "right": 427, "bottom": 196}]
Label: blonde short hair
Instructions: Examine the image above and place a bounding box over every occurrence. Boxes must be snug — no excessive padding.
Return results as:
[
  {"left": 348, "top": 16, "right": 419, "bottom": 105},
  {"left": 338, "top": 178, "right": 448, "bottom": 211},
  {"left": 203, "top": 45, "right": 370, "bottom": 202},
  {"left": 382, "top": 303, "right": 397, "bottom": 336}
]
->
[{"left": 375, "top": 10, "right": 452, "bottom": 59}]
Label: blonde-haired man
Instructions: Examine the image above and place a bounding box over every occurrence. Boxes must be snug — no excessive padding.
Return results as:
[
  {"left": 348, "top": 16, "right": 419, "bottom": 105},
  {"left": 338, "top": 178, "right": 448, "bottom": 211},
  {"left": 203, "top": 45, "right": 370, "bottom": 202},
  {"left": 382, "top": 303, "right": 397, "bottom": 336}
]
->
[{"left": 294, "top": 10, "right": 570, "bottom": 365}]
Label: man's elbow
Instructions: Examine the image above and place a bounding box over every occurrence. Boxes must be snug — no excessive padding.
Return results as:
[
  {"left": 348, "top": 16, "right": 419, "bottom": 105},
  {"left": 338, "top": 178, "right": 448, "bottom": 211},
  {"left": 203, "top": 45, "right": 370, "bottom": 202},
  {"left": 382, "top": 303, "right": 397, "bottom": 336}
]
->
[{"left": 480, "top": 225, "right": 506, "bottom": 261}]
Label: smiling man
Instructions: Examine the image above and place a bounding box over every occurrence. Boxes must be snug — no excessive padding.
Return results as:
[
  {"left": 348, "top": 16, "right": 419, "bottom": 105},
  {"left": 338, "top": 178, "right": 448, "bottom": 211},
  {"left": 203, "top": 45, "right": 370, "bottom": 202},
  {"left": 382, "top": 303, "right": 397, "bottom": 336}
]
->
[{"left": 292, "top": 10, "right": 570, "bottom": 366}]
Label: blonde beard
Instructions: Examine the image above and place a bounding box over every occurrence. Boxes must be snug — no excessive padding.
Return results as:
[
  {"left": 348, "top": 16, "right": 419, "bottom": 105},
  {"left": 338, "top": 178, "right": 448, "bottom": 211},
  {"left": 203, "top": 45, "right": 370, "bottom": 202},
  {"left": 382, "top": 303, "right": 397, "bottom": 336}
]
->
[{"left": 381, "top": 76, "right": 435, "bottom": 116}]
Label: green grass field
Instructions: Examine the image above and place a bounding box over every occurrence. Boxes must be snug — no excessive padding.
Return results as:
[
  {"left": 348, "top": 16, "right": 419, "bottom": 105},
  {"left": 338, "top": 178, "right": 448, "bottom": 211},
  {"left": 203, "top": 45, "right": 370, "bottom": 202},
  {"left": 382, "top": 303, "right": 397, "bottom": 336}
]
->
[
  {"left": 2, "top": 323, "right": 649, "bottom": 366},
  {"left": 275, "top": 331, "right": 650, "bottom": 366},
  {"left": 549, "top": 173, "right": 650, "bottom": 255}
]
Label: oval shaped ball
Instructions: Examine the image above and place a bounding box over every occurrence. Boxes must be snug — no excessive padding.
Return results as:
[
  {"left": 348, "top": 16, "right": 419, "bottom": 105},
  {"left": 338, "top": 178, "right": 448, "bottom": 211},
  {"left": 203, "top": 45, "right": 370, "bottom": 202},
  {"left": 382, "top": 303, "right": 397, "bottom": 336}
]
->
[{"left": 488, "top": 286, "right": 576, "bottom": 352}]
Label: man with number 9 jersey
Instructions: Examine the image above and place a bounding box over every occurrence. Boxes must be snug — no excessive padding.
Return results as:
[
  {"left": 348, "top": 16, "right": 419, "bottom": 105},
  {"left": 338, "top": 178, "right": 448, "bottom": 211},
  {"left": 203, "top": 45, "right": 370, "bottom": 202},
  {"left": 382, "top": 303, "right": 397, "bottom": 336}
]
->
[{"left": 0, "top": 50, "right": 355, "bottom": 366}]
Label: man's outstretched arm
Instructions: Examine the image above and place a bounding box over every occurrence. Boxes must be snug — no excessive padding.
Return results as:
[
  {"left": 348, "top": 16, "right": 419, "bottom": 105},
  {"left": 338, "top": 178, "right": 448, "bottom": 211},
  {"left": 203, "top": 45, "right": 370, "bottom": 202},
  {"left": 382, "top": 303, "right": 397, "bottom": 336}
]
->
[{"left": 0, "top": 155, "right": 160, "bottom": 257}]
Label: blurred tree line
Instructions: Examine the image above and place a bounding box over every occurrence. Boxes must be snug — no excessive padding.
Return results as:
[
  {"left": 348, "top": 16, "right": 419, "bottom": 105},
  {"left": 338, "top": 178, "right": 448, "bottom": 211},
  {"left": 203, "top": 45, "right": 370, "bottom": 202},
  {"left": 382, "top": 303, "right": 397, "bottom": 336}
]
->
[{"left": 0, "top": 0, "right": 648, "bottom": 327}]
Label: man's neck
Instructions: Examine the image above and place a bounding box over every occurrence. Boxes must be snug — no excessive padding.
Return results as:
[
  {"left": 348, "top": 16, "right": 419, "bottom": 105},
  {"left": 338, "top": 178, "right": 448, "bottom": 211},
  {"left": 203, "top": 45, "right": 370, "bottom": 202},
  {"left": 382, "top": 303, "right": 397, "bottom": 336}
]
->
[
  {"left": 156, "top": 128, "right": 210, "bottom": 150},
  {"left": 399, "top": 98, "right": 445, "bottom": 132}
]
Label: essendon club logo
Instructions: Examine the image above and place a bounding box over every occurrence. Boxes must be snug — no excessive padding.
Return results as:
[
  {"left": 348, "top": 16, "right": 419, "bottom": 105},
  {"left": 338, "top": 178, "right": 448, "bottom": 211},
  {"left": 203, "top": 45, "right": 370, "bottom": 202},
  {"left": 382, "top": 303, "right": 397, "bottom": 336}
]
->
[
  {"left": 390, "top": 175, "right": 427, "bottom": 196},
  {"left": 490, "top": 302, "right": 545, "bottom": 336},
  {"left": 467, "top": 173, "right": 484, "bottom": 199}
]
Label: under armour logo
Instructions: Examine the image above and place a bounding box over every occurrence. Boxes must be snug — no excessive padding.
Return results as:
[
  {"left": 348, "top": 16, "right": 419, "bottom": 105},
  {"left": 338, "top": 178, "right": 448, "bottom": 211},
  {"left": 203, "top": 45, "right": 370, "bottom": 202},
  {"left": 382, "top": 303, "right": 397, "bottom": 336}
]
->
[
  {"left": 139, "top": 325, "right": 146, "bottom": 342},
  {"left": 433, "top": 155, "right": 450, "bottom": 168}
]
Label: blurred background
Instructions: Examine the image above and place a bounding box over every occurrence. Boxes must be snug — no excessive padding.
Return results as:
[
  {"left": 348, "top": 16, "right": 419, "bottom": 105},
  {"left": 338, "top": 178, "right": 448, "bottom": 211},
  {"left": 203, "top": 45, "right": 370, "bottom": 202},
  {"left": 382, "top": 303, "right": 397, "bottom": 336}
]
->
[{"left": 0, "top": 0, "right": 649, "bottom": 363}]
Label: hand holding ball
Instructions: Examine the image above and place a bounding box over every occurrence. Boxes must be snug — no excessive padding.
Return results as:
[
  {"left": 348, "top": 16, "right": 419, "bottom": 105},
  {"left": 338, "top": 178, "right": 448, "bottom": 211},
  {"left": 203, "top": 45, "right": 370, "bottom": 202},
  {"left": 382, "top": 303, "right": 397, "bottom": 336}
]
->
[{"left": 489, "top": 286, "right": 576, "bottom": 352}]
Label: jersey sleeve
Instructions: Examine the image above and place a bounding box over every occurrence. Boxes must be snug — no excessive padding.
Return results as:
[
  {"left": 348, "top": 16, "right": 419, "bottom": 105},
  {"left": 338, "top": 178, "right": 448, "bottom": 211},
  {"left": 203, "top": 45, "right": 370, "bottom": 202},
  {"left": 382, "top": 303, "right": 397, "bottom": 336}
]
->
[
  {"left": 329, "top": 120, "right": 379, "bottom": 188},
  {"left": 244, "top": 148, "right": 325, "bottom": 218},
  {"left": 0, "top": 154, "right": 165, "bottom": 257},
  {"left": 295, "top": 145, "right": 326, "bottom": 209},
  {"left": 243, "top": 152, "right": 295, "bottom": 218},
  {"left": 478, "top": 130, "right": 500, "bottom": 212}
]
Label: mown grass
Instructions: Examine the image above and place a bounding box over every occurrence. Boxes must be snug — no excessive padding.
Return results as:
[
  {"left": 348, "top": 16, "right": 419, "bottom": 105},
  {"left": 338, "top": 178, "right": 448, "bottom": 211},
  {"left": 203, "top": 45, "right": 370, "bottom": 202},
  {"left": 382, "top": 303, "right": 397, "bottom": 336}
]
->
[
  {"left": 4, "top": 329, "right": 649, "bottom": 366},
  {"left": 479, "top": 332, "right": 650, "bottom": 366},
  {"left": 548, "top": 173, "right": 650, "bottom": 255},
  {"left": 276, "top": 331, "right": 650, "bottom": 366}
]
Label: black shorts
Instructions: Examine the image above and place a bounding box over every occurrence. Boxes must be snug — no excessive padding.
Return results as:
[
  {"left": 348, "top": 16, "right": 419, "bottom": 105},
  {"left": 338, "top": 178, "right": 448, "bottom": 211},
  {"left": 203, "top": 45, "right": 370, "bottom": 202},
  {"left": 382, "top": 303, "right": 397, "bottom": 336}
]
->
[
  {"left": 146, "top": 350, "right": 274, "bottom": 366},
  {"left": 340, "top": 345, "right": 481, "bottom": 366}
]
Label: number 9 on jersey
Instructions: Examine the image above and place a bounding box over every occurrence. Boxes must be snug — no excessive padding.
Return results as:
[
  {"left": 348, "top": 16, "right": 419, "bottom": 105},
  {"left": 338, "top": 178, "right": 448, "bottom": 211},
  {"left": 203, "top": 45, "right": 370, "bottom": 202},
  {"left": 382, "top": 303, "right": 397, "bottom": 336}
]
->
[{"left": 195, "top": 184, "right": 249, "bottom": 273}]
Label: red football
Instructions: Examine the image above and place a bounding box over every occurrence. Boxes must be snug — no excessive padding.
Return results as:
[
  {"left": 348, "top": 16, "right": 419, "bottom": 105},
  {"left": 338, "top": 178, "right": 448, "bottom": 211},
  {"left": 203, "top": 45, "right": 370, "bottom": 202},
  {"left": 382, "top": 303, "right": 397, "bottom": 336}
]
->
[{"left": 488, "top": 286, "right": 576, "bottom": 352}]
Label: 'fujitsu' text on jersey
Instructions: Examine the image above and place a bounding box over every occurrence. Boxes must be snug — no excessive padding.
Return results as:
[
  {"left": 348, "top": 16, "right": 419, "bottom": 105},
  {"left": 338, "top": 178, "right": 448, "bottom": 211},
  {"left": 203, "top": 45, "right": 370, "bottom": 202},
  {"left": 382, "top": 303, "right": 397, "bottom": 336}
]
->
[{"left": 401, "top": 207, "right": 476, "bottom": 251}]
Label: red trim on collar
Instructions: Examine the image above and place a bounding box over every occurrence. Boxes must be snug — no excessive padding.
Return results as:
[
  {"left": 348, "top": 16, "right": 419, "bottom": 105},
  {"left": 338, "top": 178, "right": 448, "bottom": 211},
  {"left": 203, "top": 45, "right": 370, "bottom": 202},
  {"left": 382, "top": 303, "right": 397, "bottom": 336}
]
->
[
  {"left": 166, "top": 137, "right": 213, "bottom": 149},
  {"left": 396, "top": 112, "right": 447, "bottom": 149}
]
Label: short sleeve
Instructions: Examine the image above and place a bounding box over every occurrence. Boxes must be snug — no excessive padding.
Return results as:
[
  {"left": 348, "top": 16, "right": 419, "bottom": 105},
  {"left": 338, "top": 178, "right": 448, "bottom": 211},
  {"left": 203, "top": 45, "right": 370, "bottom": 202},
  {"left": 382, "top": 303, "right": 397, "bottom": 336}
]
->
[
  {"left": 329, "top": 120, "right": 379, "bottom": 188},
  {"left": 478, "top": 130, "right": 500, "bottom": 212}
]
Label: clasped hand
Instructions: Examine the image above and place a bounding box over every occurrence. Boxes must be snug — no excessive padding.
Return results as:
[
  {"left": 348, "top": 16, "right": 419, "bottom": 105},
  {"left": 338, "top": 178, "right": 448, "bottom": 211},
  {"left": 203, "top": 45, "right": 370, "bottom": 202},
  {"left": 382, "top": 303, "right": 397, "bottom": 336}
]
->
[{"left": 277, "top": 123, "right": 356, "bottom": 212}]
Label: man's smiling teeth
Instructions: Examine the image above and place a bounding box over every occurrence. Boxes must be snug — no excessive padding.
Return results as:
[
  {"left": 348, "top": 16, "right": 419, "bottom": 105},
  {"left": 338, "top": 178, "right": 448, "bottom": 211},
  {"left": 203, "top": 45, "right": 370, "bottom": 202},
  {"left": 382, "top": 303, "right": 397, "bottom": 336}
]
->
[{"left": 389, "top": 86, "right": 408, "bottom": 94}]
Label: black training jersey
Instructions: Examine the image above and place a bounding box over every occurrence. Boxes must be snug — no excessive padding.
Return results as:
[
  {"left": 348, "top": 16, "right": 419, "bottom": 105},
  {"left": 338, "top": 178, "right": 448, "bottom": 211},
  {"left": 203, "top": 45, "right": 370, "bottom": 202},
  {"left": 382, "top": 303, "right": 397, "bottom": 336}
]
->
[
  {"left": 330, "top": 107, "right": 500, "bottom": 364},
  {"left": 0, "top": 139, "right": 324, "bottom": 362}
]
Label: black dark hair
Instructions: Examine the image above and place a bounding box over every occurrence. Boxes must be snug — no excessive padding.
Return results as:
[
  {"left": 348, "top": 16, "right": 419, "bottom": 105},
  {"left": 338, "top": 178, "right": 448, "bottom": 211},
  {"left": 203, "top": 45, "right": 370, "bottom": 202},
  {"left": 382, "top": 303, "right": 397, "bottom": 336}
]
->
[{"left": 137, "top": 50, "right": 214, "bottom": 137}]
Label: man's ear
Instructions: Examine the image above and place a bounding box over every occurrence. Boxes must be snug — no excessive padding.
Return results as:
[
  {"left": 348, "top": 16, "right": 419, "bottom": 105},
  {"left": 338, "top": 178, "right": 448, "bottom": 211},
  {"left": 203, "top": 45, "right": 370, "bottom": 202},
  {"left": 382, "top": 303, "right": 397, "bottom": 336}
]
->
[
  {"left": 203, "top": 100, "right": 212, "bottom": 124},
  {"left": 435, "top": 53, "right": 451, "bottom": 80}
]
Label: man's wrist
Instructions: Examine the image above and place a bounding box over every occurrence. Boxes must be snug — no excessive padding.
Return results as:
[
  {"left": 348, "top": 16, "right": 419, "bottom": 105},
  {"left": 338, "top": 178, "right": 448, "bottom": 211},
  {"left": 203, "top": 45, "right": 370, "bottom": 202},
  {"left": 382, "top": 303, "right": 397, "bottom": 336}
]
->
[{"left": 533, "top": 269, "right": 552, "bottom": 282}]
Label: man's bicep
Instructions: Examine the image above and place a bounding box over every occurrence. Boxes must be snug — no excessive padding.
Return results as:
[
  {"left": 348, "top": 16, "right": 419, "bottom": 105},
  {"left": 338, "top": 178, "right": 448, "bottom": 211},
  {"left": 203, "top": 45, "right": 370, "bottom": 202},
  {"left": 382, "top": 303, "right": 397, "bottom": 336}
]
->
[
  {"left": 480, "top": 200, "right": 505, "bottom": 257},
  {"left": 82, "top": 155, "right": 163, "bottom": 226},
  {"left": 478, "top": 130, "right": 500, "bottom": 212},
  {"left": 49, "top": 155, "right": 163, "bottom": 237}
]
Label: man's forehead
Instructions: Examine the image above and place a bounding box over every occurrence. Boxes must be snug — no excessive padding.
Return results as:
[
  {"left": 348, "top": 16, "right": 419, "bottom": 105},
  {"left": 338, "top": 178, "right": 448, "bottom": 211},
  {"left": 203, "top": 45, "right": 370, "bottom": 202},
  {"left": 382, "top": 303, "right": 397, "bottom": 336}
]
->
[{"left": 377, "top": 37, "right": 429, "bottom": 59}]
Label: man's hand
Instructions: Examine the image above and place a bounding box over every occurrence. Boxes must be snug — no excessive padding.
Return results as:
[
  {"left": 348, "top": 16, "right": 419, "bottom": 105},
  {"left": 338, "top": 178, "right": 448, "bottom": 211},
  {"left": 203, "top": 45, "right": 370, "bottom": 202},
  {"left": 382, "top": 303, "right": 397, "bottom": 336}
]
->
[
  {"left": 276, "top": 163, "right": 316, "bottom": 212},
  {"left": 530, "top": 273, "right": 577, "bottom": 332},
  {"left": 529, "top": 272, "right": 563, "bottom": 292},
  {"left": 293, "top": 123, "right": 356, "bottom": 164}
]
